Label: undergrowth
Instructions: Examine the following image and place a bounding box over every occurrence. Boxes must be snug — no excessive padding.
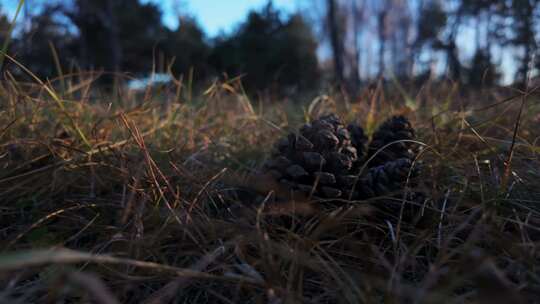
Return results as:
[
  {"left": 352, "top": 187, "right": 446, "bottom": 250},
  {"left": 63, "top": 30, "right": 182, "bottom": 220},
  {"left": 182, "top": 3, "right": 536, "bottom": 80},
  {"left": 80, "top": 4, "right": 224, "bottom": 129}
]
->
[{"left": 1, "top": 72, "right": 540, "bottom": 303}]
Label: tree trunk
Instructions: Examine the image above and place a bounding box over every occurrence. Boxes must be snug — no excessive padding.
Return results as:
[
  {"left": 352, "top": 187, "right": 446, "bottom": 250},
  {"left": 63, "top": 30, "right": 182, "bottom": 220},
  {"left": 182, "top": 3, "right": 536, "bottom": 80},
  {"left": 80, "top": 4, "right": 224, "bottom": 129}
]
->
[
  {"left": 446, "top": 6, "right": 463, "bottom": 82},
  {"left": 447, "top": 41, "right": 460, "bottom": 81},
  {"left": 104, "top": 1, "right": 122, "bottom": 73},
  {"left": 327, "top": 0, "right": 344, "bottom": 84},
  {"left": 378, "top": 10, "right": 387, "bottom": 78},
  {"left": 350, "top": 0, "right": 362, "bottom": 92}
]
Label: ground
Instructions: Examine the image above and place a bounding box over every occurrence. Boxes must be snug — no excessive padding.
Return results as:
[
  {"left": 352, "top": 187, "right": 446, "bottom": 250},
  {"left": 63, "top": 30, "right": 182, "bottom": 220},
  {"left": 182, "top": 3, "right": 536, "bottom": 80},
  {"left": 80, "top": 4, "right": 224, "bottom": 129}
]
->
[{"left": 1, "top": 77, "right": 540, "bottom": 303}]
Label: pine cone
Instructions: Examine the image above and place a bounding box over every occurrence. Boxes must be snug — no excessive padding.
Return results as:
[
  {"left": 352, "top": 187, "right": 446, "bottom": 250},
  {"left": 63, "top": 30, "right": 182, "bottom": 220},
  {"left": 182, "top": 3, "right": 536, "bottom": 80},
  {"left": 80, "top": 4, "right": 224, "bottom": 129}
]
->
[
  {"left": 263, "top": 114, "right": 359, "bottom": 199},
  {"left": 347, "top": 123, "right": 368, "bottom": 171},
  {"left": 354, "top": 158, "right": 416, "bottom": 199},
  {"left": 258, "top": 113, "right": 428, "bottom": 229},
  {"left": 366, "top": 116, "right": 418, "bottom": 168},
  {"left": 354, "top": 158, "right": 425, "bottom": 224}
]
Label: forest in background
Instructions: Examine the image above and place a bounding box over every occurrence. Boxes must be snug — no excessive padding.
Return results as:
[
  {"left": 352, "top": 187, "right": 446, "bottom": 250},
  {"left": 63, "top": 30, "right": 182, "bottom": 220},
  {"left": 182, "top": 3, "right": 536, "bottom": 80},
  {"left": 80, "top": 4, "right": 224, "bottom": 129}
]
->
[{"left": 1, "top": 1, "right": 540, "bottom": 95}]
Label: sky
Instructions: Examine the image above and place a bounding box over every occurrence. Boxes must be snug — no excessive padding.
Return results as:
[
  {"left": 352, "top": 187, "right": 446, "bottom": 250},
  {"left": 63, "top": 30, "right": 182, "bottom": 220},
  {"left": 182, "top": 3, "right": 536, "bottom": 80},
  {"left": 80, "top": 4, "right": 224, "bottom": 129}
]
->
[
  {"left": 1, "top": 0, "right": 517, "bottom": 83},
  {"left": 142, "top": 0, "right": 299, "bottom": 36},
  {"left": 1, "top": 0, "right": 299, "bottom": 37}
]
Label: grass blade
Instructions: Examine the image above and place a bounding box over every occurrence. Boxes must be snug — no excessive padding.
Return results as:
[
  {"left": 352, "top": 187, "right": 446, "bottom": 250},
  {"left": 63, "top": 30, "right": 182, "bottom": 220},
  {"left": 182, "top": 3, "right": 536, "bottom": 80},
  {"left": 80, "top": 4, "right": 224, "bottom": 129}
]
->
[{"left": 0, "top": 0, "right": 24, "bottom": 71}]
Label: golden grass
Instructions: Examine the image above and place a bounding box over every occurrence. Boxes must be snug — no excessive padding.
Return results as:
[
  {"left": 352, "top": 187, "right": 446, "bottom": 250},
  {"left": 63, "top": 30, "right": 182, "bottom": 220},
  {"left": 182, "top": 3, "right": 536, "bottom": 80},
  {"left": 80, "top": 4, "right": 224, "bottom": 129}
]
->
[{"left": 1, "top": 71, "right": 540, "bottom": 303}]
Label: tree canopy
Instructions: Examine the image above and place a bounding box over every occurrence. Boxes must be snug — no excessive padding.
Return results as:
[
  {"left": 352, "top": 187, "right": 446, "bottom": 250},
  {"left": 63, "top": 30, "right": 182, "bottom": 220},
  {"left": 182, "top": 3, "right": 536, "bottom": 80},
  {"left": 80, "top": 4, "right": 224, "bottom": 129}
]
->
[
  {"left": 210, "top": 3, "right": 319, "bottom": 93},
  {"left": 4, "top": 0, "right": 540, "bottom": 92},
  {"left": 4, "top": 1, "right": 320, "bottom": 95}
]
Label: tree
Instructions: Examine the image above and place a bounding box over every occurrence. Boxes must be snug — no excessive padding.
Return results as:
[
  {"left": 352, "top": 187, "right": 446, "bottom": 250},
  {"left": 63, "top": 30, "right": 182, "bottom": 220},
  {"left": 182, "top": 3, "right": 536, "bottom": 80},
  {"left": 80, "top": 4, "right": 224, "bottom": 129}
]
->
[
  {"left": 0, "top": 5, "right": 10, "bottom": 45},
  {"left": 376, "top": 0, "right": 391, "bottom": 77},
  {"left": 15, "top": 4, "right": 78, "bottom": 78},
  {"left": 432, "top": 2, "right": 464, "bottom": 82},
  {"left": 326, "top": 0, "right": 345, "bottom": 84},
  {"left": 164, "top": 16, "right": 211, "bottom": 80},
  {"left": 0, "top": 5, "right": 12, "bottom": 76},
  {"left": 508, "top": 0, "right": 539, "bottom": 85},
  {"left": 413, "top": 0, "right": 447, "bottom": 78},
  {"left": 349, "top": 0, "right": 363, "bottom": 88},
  {"left": 275, "top": 14, "right": 320, "bottom": 91},
  {"left": 66, "top": 0, "right": 167, "bottom": 74},
  {"left": 115, "top": 0, "right": 167, "bottom": 73},
  {"left": 459, "top": 0, "right": 505, "bottom": 87},
  {"left": 210, "top": 3, "right": 319, "bottom": 94},
  {"left": 468, "top": 49, "right": 500, "bottom": 87},
  {"left": 66, "top": 0, "right": 122, "bottom": 73}
]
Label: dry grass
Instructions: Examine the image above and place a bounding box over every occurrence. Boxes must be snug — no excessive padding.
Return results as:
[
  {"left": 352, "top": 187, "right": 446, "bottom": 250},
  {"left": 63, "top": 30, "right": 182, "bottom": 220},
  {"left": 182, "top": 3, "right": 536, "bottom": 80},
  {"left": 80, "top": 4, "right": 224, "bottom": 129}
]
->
[{"left": 1, "top": 72, "right": 540, "bottom": 303}]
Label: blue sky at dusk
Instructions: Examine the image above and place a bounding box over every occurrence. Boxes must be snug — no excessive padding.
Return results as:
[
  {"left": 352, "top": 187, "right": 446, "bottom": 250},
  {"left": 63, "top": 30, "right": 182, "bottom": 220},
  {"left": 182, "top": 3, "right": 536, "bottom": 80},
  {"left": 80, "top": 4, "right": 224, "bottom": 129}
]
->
[
  {"left": 2, "top": 0, "right": 517, "bottom": 83},
  {"left": 2, "top": 0, "right": 299, "bottom": 36},
  {"left": 143, "top": 0, "right": 299, "bottom": 36}
]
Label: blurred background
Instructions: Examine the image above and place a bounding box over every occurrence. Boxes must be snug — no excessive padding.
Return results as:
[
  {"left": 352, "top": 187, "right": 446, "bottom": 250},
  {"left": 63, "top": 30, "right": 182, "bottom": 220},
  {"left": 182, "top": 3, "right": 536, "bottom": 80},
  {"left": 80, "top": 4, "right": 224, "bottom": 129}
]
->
[{"left": 1, "top": 0, "right": 539, "bottom": 96}]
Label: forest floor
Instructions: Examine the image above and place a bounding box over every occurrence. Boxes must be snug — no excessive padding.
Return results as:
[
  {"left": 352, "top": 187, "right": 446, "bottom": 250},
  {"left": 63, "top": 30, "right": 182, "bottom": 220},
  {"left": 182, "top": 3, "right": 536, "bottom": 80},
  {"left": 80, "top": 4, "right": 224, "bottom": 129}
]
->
[{"left": 1, "top": 75, "right": 540, "bottom": 303}]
